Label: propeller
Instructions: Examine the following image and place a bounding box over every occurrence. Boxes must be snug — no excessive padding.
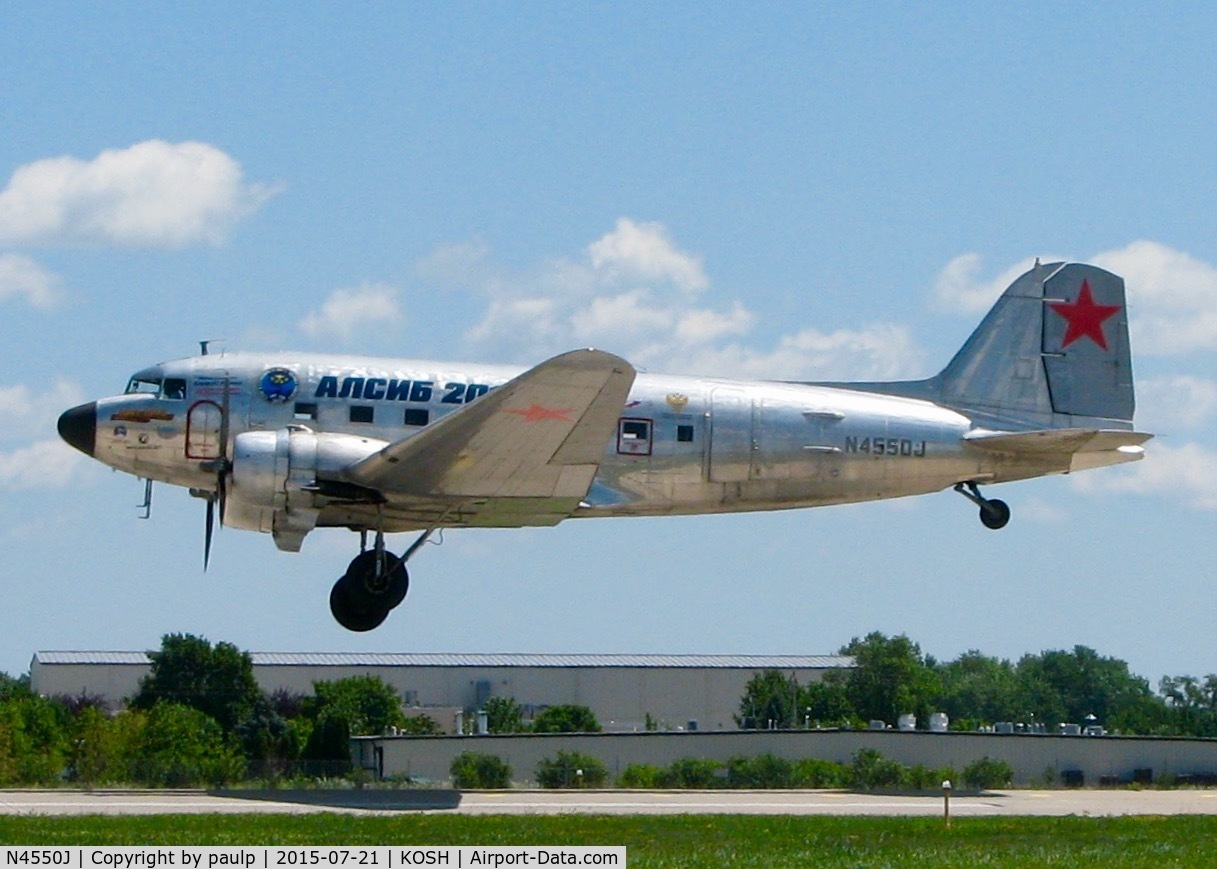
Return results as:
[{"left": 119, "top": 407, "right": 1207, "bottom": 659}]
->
[{"left": 204, "top": 375, "right": 232, "bottom": 570}]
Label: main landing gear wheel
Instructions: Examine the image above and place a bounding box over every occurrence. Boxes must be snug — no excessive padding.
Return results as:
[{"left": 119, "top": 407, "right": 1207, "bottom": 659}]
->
[
  {"left": 954, "top": 481, "right": 1011, "bottom": 530},
  {"left": 327, "top": 528, "right": 436, "bottom": 631},
  {"left": 329, "top": 579, "right": 390, "bottom": 632},
  {"left": 329, "top": 548, "right": 409, "bottom": 632},
  {"left": 344, "top": 549, "right": 409, "bottom": 611}
]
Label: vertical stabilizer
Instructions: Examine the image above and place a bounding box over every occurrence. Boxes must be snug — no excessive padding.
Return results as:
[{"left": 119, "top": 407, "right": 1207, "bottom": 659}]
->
[{"left": 936, "top": 262, "right": 1135, "bottom": 427}]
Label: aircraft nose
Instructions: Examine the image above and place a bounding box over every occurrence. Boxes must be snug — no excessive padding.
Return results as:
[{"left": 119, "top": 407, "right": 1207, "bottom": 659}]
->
[{"left": 58, "top": 401, "right": 97, "bottom": 457}]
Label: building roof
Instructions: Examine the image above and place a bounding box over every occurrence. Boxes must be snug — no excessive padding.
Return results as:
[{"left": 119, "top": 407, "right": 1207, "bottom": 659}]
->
[{"left": 34, "top": 651, "right": 854, "bottom": 670}]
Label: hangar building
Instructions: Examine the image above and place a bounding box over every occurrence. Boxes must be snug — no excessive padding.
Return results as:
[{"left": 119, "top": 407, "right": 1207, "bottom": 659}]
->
[{"left": 29, "top": 651, "right": 853, "bottom": 733}]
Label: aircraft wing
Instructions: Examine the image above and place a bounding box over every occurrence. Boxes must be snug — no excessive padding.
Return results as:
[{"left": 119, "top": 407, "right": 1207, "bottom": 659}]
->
[
  {"left": 963, "top": 428, "right": 1153, "bottom": 472},
  {"left": 342, "top": 349, "right": 636, "bottom": 526}
]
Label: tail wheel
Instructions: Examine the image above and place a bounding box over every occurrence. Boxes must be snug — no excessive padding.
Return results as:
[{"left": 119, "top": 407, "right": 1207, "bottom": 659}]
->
[{"left": 980, "top": 498, "right": 1011, "bottom": 530}]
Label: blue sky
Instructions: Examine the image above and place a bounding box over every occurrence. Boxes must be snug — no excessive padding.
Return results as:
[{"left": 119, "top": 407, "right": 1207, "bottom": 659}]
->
[{"left": 2, "top": 4, "right": 1215, "bottom": 687}]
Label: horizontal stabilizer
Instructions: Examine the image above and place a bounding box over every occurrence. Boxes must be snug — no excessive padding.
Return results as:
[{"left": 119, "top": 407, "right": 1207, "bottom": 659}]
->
[{"left": 964, "top": 428, "right": 1151, "bottom": 472}]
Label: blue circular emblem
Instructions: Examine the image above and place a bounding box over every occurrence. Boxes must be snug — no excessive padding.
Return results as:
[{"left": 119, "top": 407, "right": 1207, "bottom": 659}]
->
[{"left": 260, "top": 368, "right": 298, "bottom": 404}]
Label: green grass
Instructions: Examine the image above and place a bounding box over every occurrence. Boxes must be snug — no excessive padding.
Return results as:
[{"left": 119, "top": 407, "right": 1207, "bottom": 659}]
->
[{"left": 2, "top": 815, "right": 1216, "bottom": 867}]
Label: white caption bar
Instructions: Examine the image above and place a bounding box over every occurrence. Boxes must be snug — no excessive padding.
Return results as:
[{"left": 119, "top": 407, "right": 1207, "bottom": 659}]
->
[{"left": 2, "top": 847, "right": 626, "bottom": 869}]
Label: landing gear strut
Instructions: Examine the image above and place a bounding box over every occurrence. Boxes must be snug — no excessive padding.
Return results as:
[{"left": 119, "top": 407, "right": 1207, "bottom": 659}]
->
[
  {"left": 329, "top": 529, "right": 433, "bottom": 631},
  {"left": 954, "top": 481, "right": 1011, "bottom": 530}
]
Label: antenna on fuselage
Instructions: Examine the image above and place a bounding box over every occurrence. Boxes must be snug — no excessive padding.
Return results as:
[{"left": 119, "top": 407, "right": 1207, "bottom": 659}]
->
[{"left": 199, "top": 339, "right": 225, "bottom": 356}]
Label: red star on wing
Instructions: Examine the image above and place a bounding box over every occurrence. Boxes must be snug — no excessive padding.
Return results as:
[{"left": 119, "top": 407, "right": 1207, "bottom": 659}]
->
[
  {"left": 505, "top": 403, "right": 575, "bottom": 422},
  {"left": 1047, "top": 279, "right": 1122, "bottom": 350}
]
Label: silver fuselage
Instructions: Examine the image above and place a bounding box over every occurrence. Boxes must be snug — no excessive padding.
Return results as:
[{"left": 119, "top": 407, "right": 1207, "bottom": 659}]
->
[{"left": 87, "top": 351, "right": 1075, "bottom": 536}]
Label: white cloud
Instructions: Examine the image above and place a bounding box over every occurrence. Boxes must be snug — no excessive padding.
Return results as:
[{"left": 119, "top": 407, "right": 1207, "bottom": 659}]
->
[
  {"left": 683, "top": 323, "right": 925, "bottom": 381},
  {"left": 1016, "top": 497, "right": 1070, "bottom": 525},
  {"left": 934, "top": 243, "right": 1217, "bottom": 356},
  {"left": 0, "top": 140, "right": 277, "bottom": 248},
  {"left": 453, "top": 218, "right": 926, "bottom": 378},
  {"left": 298, "top": 282, "right": 403, "bottom": 340},
  {"left": 587, "top": 218, "right": 708, "bottom": 293},
  {"left": 0, "top": 379, "right": 84, "bottom": 442},
  {"left": 414, "top": 240, "right": 494, "bottom": 287},
  {"left": 1072, "top": 442, "right": 1217, "bottom": 510},
  {"left": 0, "top": 253, "right": 63, "bottom": 308},
  {"left": 674, "top": 303, "right": 754, "bottom": 346},
  {"left": 1135, "top": 375, "right": 1217, "bottom": 432},
  {"left": 931, "top": 253, "right": 1066, "bottom": 315},
  {"left": 1092, "top": 240, "right": 1217, "bottom": 355},
  {"left": 0, "top": 440, "right": 81, "bottom": 490}
]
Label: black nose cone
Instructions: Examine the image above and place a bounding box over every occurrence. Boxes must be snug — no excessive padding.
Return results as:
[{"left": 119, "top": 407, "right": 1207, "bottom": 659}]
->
[{"left": 58, "top": 401, "right": 97, "bottom": 457}]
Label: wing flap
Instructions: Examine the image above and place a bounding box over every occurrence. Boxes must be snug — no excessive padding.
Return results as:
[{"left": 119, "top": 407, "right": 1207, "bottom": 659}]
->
[{"left": 343, "top": 349, "right": 636, "bottom": 508}]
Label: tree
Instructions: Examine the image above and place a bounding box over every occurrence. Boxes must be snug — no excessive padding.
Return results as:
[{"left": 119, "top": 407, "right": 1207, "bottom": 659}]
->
[
  {"left": 962, "top": 756, "right": 1013, "bottom": 789},
  {"left": 135, "top": 702, "right": 244, "bottom": 787},
  {"left": 300, "top": 713, "right": 352, "bottom": 773},
  {"left": 450, "top": 751, "right": 512, "bottom": 788},
  {"left": 69, "top": 706, "right": 145, "bottom": 785},
  {"left": 1016, "top": 646, "right": 1155, "bottom": 727},
  {"left": 233, "top": 694, "right": 299, "bottom": 766},
  {"left": 737, "top": 670, "right": 801, "bottom": 729},
  {"left": 535, "top": 750, "right": 606, "bottom": 788},
  {"left": 850, "top": 748, "right": 905, "bottom": 789},
  {"left": 800, "top": 678, "right": 855, "bottom": 727},
  {"left": 0, "top": 672, "right": 30, "bottom": 702},
  {"left": 304, "top": 675, "right": 406, "bottom": 736},
  {"left": 840, "top": 633, "right": 940, "bottom": 727},
  {"left": 531, "top": 704, "right": 600, "bottom": 733},
  {"left": 935, "top": 651, "right": 1021, "bottom": 726},
  {"left": 0, "top": 695, "right": 71, "bottom": 785},
  {"left": 131, "top": 634, "right": 261, "bottom": 732},
  {"left": 1159, "top": 674, "right": 1217, "bottom": 736},
  {"left": 399, "top": 714, "right": 442, "bottom": 735},
  {"left": 483, "top": 696, "right": 526, "bottom": 734}
]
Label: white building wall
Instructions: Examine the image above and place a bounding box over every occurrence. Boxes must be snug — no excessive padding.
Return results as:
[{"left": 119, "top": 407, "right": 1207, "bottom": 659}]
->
[{"left": 357, "top": 729, "right": 1217, "bottom": 788}]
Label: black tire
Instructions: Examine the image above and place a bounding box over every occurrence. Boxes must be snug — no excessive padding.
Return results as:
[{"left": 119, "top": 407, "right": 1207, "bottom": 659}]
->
[
  {"left": 329, "top": 577, "right": 389, "bottom": 632},
  {"left": 343, "top": 550, "right": 409, "bottom": 611},
  {"left": 980, "top": 498, "right": 1011, "bottom": 530}
]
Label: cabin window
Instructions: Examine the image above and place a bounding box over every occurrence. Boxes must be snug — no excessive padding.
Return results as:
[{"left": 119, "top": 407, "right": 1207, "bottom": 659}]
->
[
  {"left": 403, "top": 408, "right": 429, "bottom": 427},
  {"left": 350, "top": 406, "right": 374, "bottom": 424},
  {"left": 677, "top": 424, "right": 694, "bottom": 443},
  {"left": 294, "top": 402, "right": 317, "bottom": 421},
  {"left": 617, "top": 418, "right": 653, "bottom": 456}
]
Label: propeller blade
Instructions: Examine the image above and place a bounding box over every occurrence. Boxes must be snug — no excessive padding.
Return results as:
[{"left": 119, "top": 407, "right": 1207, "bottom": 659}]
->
[
  {"left": 203, "top": 373, "right": 232, "bottom": 570},
  {"left": 204, "top": 496, "right": 216, "bottom": 571}
]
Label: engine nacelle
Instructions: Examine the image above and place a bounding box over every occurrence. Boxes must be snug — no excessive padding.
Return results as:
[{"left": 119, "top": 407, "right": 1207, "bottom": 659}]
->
[{"left": 224, "top": 426, "right": 387, "bottom": 551}]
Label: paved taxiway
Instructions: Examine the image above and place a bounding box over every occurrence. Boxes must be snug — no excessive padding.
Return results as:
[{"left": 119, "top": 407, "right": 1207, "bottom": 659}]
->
[{"left": 4, "top": 789, "right": 1217, "bottom": 817}]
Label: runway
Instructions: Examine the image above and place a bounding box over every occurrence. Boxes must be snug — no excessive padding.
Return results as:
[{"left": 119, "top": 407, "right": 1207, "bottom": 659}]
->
[{"left": 3, "top": 788, "right": 1217, "bottom": 817}]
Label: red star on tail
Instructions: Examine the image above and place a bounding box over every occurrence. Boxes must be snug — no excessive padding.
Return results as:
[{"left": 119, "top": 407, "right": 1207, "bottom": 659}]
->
[{"left": 1048, "top": 279, "right": 1122, "bottom": 350}]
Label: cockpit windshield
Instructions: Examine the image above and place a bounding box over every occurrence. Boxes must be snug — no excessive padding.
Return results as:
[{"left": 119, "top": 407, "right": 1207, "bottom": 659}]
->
[
  {"left": 125, "top": 376, "right": 161, "bottom": 395},
  {"left": 124, "top": 375, "right": 187, "bottom": 399}
]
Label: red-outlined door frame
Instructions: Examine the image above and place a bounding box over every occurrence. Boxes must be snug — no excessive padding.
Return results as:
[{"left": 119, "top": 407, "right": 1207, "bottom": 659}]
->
[{"left": 185, "top": 400, "right": 223, "bottom": 459}]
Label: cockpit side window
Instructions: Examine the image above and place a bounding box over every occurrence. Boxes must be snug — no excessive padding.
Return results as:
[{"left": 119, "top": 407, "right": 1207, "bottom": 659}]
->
[{"left": 162, "top": 378, "right": 187, "bottom": 399}]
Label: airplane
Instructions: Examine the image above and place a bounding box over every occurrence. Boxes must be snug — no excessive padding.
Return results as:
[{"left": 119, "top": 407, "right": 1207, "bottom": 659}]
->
[{"left": 58, "top": 261, "right": 1151, "bottom": 631}]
